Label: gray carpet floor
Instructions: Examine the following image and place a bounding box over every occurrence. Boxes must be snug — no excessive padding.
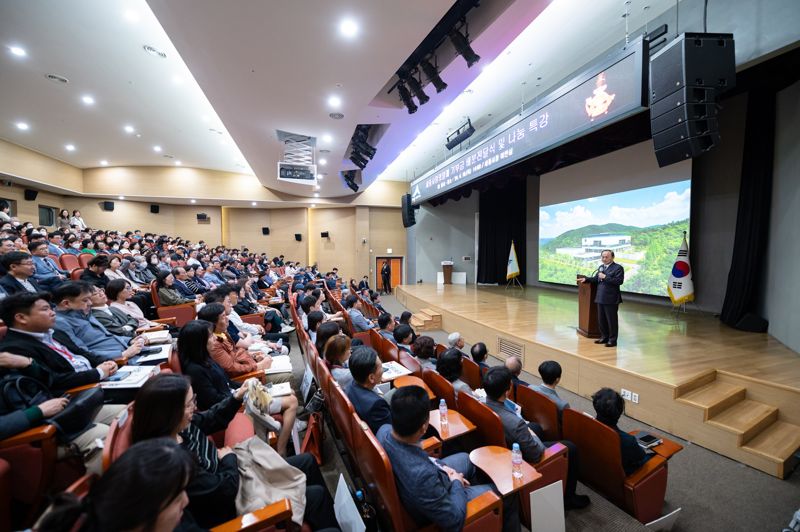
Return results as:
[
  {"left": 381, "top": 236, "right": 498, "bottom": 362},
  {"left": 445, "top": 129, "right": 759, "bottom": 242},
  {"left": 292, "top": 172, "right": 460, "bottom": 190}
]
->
[{"left": 286, "top": 294, "right": 800, "bottom": 531}]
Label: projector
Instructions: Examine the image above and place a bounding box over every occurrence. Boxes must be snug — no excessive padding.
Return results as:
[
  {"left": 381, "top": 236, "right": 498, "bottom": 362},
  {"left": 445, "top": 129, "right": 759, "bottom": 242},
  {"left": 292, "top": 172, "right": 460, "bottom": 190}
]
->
[{"left": 277, "top": 162, "right": 317, "bottom": 185}]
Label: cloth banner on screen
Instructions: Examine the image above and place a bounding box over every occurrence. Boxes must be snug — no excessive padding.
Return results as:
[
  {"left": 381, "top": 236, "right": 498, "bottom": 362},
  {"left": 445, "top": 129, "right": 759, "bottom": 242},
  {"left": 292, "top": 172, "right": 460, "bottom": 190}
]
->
[
  {"left": 507, "top": 241, "right": 520, "bottom": 280},
  {"left": 667, "top": 232, "right": 694, "bottom": 305}
]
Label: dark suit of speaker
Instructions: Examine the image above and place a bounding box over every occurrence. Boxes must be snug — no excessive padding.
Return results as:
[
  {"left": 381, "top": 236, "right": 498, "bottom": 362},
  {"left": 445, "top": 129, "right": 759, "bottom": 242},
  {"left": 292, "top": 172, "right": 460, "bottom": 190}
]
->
[{"left": 587, "top": 262, "right": 624, "bottom": 344}]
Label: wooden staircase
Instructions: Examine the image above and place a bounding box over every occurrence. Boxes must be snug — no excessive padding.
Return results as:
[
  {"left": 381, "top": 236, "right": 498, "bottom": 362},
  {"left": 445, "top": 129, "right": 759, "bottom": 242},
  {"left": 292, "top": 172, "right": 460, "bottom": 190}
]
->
[
  {"left": 409, "top": 308, "right": 442, "bottom": 332},
  {"left": 676, "top": 371, "right": 800, "bottom": 478}
]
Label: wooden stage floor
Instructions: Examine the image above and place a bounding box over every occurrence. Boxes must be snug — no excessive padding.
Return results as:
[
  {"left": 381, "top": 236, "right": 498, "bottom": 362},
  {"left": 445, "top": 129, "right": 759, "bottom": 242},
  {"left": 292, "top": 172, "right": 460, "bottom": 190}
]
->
[{"left": 396, "top": 284, "right": 800, "bottom": 392}]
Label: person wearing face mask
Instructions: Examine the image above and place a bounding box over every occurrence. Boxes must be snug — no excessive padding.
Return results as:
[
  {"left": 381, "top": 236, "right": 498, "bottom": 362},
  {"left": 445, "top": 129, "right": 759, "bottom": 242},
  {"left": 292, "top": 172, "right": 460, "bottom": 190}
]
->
[{"left": 65, "top": 237, "right": 83, "bottom": 255}]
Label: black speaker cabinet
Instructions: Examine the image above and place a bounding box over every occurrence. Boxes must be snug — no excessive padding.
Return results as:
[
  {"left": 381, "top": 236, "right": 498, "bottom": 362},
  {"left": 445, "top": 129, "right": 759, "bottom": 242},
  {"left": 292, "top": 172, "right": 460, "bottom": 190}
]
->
[
  {"left": 196, "top": 213, "right": 208, "bottom": 221},
  {"left": 649, "top": 32, "right": 735, "bottom": 104},
  {"left": 653, "top": 118, "right": 719, "bottom": 150},
  {"left": 294, "top": 233, "right": 302, "bottom": 242},
  {"left": 261, "top": 227, "right": 270, "bottom": 235},
  {"left": 650, "top": 102, "right": 718, "bottom": 135},
  {"left": 321, "top": 231, "right": 329, "bottom": 238},
  {"left": 102, "top": 201, "right": 115, "bottom": 211},
  {"left": 150, "top": 204, "right": 160, "bottom": 214},
  {"left": 654, "top": 131, "right": 721, "bottom": 167},
  {"left": 24, "top": 189, "right": 38, "bottom": 201},
  {"left": 401, "top": 193, "right": 416, "bottom": 228}
]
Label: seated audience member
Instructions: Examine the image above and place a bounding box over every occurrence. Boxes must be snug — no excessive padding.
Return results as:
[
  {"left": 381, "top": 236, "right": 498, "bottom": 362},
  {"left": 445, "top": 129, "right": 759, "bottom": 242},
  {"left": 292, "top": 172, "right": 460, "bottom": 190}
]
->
[
  {"left": 80, "top": 254, "right": 111, "bottom": 288},
  {"left": 346, "top": 346, "right": 391, "bottom": 433},
  {"left": 204, "top": 287, "right": 289, "bottom": 350},
  {"left": 156, "top": 271, "right": 194, "bottom": 306},
  {"left": 323, "top": 333, "right": 353, "bottom": 389},
  {"left": 29, "top": 240, "right": 68, "bottom": 291},
  {"left": 447, "top": 331, "right": 468, "bottom": 358},
  {"left": 357, "top": 275, "right": 370, "bottom": 291},
  {"left": 131, "top": 374, "right": 338, "bottom": 529},
  {"left": 393, "top": 324, "right": 414, "bottom": 354},
  {"left": 170, "top": 267, "right": 199, "bottom": 300},
  {"left": 532, "top": 360, "right": 570, "bottom": 417},
  {"left": 315, "top": 321, "right": 342, "bottom": 356},
  {"left": 90, "top": 283, "right": 141, "bottom": 337},
  {"left": 436, "top": 348, "right": 476, "bottom": 400},
  {"left": 178, "top": 320, "right": 298, "bottom": 456},
  {"left": 36, "top": 438, "right": 196, "bottom": 531},
  {"left": 370, "top": 291, "right": 387, "bottom": 314},
  {"left": 307, "top": 310, "right": 325, "bottom": 345},
  {"left": 197, "top": 303, "right": 290, "bottom": 384},
  {"left": 106, "top": 279, "right": 165, "bottom": 331},
  {"left": 64, "top": 236, "right": 83, "bottom": 256},
  {"left": 52, "top": 282, "right": 144, "bottom": 362},
  {"left": 470, "top": 342, "right": 491, "bottom": 373},
  {"left": 412, "top": 335, "right": 437, "bottom": 371},
  {"left": 103, "top": 255, "right": 128, "bottom": 283},
  {"left": 47, "top": 231, "right": 66, "bottom": 256},
  {"left": 80, "top": 238, "right": 96, "bottom": 255},
  {"left": 187, "top": 264, "right": 212, "bottom": 293},
  {"left": 592, "top": 387, "right": 653, "bottom": 475},
  {"left": 377, "top": 312, "right": 396, "bottom": 344},
  {"left": 344, "top": 294, "right": 377, "bottom": 332},
  {"left": 0, "top": 292, "right": 117, "bottom": 393},
  {"left": 505, "top": 355, "right": 530, "bottom": 387},
  {"left": 0, "top": 251, "right": 42, "bottom": 295},
  {"left": 483, "top": 367, "right": 590, "bottom": 510},
  {"left": 378, "top": 386, "right": 519, "bottom": 531}
]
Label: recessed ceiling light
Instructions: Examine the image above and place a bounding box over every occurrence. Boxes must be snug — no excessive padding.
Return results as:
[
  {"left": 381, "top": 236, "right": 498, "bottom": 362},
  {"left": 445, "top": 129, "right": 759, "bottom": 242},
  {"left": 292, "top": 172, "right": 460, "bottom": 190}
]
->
[
  {"left": 15, "top": 122, "right": 29, "bottom": 130},
  {"left": 318, "top": 158, "right": 327, "bottom": 166},
  {"left": 314, "top": 193, "right": 319, "bottom": 197},
  {"left": 135, "top": 133, "right": 142, "bottom": 138},
  {"left": 190, "top": 199, "right": 196, "bottom": 204},
  {"left": 124, "top": 125, "right": 135, "bottom": 134},
  {"left": 9, "top": 46, "right": 26, "bottom": 57},
  {"left": 327, "top": 95, "right": 342, "bottom": 108},
  {"left": 322, "top": 134, "right": 332, "bottom": 143},
  {"left": 118, "top": 195, "right": 125, "bottom": 200},
  {"left": 124, "top": 9, "right": 139, "bottom": 23},
  {"left": 339, "top": 18, "right": 359, "bottom": 39},
  {"left": 172, "top": 75, "right": 184, "bottom": 85},
  {"left": 175, "top": 160, "right": 182, "bottom": 166},
  {"left": 81, "top": 95, "right": 95, "bottom": 105},
  {"left": 65, "top": 144, "right": 75, "bottom": 152},
  {"left": 311, "top": 204, "right": 316, "bottom": 208},
  {"left": 315, "top": 185, "right": 321, "bottom": 190},
  {"left": 316, "top": 174, "right": 324, "bottom": 180},
  {"left": 201, "top": 115, "right": 209, "bottom": 122},
  {"left": 100, "top": 160, "right": 108, "bottom": 166},
  {"left": 153, "top": 145, "right": 162, "bottom": 152},
  {"left": 251, "top": 202, "right": 257, "bottom": 206}
]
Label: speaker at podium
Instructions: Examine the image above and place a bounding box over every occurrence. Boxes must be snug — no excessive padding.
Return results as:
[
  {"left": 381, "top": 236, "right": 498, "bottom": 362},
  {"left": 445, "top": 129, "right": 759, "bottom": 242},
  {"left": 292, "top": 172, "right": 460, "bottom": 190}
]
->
[{"left": 577, "top": 275, "right": 601, "bottom": 338}]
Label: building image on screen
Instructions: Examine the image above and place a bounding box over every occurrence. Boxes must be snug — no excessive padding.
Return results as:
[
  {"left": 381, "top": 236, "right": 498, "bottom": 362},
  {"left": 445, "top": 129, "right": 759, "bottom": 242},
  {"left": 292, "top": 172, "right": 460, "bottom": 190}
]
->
[{"left": 538, "top": 180, "right": 691, "bottom": 297}]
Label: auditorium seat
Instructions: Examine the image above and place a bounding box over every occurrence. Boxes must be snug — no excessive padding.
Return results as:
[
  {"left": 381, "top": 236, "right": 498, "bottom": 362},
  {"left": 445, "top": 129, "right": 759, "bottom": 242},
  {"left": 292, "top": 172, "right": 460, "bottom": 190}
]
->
[
  {"left": 461, "top": 358, "right": 483, "bottom": 390},
  {"left": 516, "top": 385, "right": 562, "bottom": 441},
  {"left": 0, "top": 458, "right": 7, "bottom": 532},
  {"left": 70, "top": 268, "right": 84, "bottom": 281},
  {"left": 435, "top": 343, "right": 447, "bottom": 357},
  {"left": 64, "top": 473, "right": 295, "bottom": 532},
  {"left": 77, "top": 253, "right": 94, "bottom": 269},
  {"left": 457, "top": 392, "right": 569, "bottom": 528},
  {"left": 167, "top": 348, "right": 264, "bottom": 385},
  {"left": 562, "top": 409, "right": 668, "bottom": 523},
  {"left": 422, "top": 368, "right": 456, "bottom": 409},
  {"left": 149, "top": 280, "right": 196, "bottom": 326},
  {"left": 352, "top": 414, "right": 503, "bottom": 532},
  {"left": 397, "top": 349, "right": 422, "bottom": 377}
]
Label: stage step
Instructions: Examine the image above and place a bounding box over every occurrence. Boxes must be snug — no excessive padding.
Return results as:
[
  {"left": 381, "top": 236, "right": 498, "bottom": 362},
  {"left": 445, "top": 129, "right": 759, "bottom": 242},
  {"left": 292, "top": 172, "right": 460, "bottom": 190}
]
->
[
  {"left": 420, "top": 308, "right": 442, "bottom": 328},
  {"left": 742, "top": 421, "right": 800, "bottom": 478},
  {"left": 676, "top": 381, "right": 746, "bottom": 420},
  {"left": 707, "top": 399, "right": 779, "bottom": 445},
  {"left": 410, "top": 313, "right": 435, "bottom": 331}
]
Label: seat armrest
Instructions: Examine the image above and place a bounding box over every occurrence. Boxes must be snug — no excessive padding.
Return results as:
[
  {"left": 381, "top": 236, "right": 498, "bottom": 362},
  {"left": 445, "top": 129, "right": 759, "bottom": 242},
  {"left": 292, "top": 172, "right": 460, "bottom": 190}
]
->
[
  {"left": 537, "top": 442, "right": 568, "bottom": 464},
  {"left": 66, "top": 383, "right": 100, "bottom": 395},
  {"left": 0, "top": 424, "right": 57, "bottom": 449},
  {"left": 211, "top": 498, "right": 293, "bottom": 532},
  {"left": 152, "top": 317, "right": 177, "bottom": 326},
  {"left": 241, "top": 313, "right": 265, "bottom": 326},
  {"left": 232, "top": 370, "right": 266, "bottom": 384},
  {"left": 624, "top": 454, "right": 667, "bottom": 487},
  {"left": 465, "top": 490, "right": 503, "bottom": 523},
  {"left": 421, "top": 436, "right": 442, "bottom": 457}
]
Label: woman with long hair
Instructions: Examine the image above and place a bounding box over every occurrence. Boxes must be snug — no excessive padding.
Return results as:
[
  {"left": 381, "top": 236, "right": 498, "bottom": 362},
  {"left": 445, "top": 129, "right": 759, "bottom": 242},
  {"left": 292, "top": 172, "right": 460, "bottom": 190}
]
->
[
  {"left": 36, "top": 438, "right": 194, "bottom": 532},
  {"left": 131, "top": 373, "right": 338, "bottom": 530},
  {"left": 314, "top": 320, "right": 341, "bottom": 356},
  {"left": 323, "top": 333, "right": 352, "bottom": 389},
  {"left": 156, "top": 271, "right": 193, "bottom": 306},
  {"left": 57, "top": 208, "right": 71, "bottom": 231}
]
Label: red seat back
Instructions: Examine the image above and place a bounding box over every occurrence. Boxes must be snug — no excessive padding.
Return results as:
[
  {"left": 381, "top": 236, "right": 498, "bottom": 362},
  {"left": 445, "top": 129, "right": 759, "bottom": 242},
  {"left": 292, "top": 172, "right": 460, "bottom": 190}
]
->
[
  {"left": 456, "top": 392, "right": 505, "bottom": 447},
  {"left": 59, "top": 254, "right": 80, "bottom": 271},
  {"left": 516, "top": 386, "right": 561, "bottom": 441},
  {"left": 77, "top": 253, "right": 94, "bottom": 269},
  {"left": 461, "top": 358, "right": 483, "bottom": 390},
  {"left": 422, "top": 368, "right": 456, "bottom": 409}
]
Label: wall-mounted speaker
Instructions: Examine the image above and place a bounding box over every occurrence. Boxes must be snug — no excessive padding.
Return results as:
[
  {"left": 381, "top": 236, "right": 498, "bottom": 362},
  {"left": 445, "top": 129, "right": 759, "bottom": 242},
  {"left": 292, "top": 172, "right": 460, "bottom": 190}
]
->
[
  {"left": 321, "top": 231, "right": 329, "bottom": 238},
  {"left": 401, "top": 193, "right": 417, "bottom": 228},
  {"left": 150, "top": 204, "right": 160, "bottom": 214},
  {"left": 102, "top": 201, "right": 115, "bottom": 211},
  {"left": 196, "top": 213, "right": 208, "bottom": 221},
  {"left": 261, "top": 227, "right": 270, "bottom": 235},
  {"left": 294, "top": 233, "right": 302, "bottom": 242},
  {"left": 23, "top": 189, "right": 38, "bottom": 201}
]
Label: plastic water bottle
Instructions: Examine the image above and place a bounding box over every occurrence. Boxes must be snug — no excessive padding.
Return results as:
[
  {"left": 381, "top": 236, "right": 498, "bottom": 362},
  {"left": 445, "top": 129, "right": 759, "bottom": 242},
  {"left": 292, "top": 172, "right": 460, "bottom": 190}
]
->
[
  {"left": 512, "top": 443, "right": 523, "bottom": 479},
  {"left": 439, "top": 399, "right": 448, "bottom": 426},
  {"left": 355, "top": 490, "right": 377, "bottom": 532}
]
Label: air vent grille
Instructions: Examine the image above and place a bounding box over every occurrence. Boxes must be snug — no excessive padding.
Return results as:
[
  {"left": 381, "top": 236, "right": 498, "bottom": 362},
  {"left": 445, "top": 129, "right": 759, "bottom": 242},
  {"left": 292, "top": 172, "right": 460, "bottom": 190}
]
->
[{"left": 497, "top": 337, "right": 524, "bottom": 362}]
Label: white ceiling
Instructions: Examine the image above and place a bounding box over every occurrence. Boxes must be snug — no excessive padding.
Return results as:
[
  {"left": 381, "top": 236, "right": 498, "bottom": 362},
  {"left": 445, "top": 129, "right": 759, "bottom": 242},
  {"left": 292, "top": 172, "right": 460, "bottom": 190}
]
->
[{"left": 1, "top": 0, "right": 677, "bottom": 203}]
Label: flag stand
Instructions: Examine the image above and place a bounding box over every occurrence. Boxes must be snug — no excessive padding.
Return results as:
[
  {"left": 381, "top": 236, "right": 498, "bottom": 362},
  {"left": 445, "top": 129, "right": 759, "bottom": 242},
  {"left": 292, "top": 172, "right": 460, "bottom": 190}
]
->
[{"left": 505, "top": 277, "right": 524, "bottom": 291}]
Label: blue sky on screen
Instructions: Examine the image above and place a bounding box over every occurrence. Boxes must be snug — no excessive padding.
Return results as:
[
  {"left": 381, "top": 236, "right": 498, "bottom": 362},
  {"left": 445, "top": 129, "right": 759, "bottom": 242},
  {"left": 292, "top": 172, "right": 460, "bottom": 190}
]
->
[{"left": 539, "top": 180, "right": 691, "bottom": 239}]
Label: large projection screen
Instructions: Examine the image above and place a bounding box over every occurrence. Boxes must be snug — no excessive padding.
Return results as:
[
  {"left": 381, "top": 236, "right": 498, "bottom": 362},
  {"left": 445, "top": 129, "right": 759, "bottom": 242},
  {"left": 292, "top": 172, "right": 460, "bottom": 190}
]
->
[{"left": 538, "top": 141, "right": 692, "bottom": 297}]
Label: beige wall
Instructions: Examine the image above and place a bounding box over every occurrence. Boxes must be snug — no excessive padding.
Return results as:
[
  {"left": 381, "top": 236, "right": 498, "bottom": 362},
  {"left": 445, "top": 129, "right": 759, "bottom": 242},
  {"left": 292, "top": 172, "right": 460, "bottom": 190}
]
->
[
  {"left": 222, "top": 207, "right": 308, "bottom": 264},
  {"left": 368, "top": 208, "right": 408, "bottom": 285},
  {"left": 0, "top": 140, "right": 83, "bottom": 192},
  {"left": 308, "top": 208, "right": 358, "bottom": 278}
]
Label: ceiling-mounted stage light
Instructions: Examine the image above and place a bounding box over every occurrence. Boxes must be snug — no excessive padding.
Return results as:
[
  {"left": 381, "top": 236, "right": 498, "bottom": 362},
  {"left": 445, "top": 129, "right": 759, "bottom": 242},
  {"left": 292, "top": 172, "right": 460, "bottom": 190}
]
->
[
  {"left": 405, "top": 74, "right": 430, "bottom": 105},
  {"left": 350, "top": 151, "right": 368, "bottom": 169},
  {"left": 420, "top": 59, "right": 447, "bottom": 93},
  {"left": 449, "top": 26, "right": 480, "bottom": 68},
  {"left": 354, "top": 140, "right": 376, "bottom": 159},
  {"left": 397, "top": 81, "right": 418, "bottom": 114}
]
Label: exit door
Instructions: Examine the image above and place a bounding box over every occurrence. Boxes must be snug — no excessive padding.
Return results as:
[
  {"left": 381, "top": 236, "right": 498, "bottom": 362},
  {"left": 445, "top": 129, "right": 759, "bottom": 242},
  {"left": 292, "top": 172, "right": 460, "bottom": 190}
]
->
[{"left": 375, "top": 257, "right": 403, "bottom": 293}]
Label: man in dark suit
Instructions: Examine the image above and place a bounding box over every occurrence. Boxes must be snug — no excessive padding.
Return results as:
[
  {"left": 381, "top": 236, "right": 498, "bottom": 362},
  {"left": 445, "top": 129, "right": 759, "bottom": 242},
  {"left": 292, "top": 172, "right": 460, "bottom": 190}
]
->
[
  {"left": 592, "top": 387, "right": 652, "bottom": 475},
  {"left": 380, "top": 260, "right": 391, "bottom": 295},
  {"left": 578, "top": 249, "right": 624, "bottom": 347},
  {"left": 346, "top": 346, "right": 391, "bottom": 433},
  {"left": 0, "top": 291, "right": 118, "bottom": 394},
  {"left": 0, "top": 251, "right": 42, "bottom": 295}
]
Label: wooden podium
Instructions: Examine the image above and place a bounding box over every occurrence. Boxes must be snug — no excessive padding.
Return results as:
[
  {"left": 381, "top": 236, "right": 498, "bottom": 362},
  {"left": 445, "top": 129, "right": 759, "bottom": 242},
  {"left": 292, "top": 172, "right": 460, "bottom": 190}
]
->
[
  {"left": 577, "top": 279, "right": 600, "bottom": 338},
  {"left": 442, "top": 262, "right": 454, "bottom": 284}
]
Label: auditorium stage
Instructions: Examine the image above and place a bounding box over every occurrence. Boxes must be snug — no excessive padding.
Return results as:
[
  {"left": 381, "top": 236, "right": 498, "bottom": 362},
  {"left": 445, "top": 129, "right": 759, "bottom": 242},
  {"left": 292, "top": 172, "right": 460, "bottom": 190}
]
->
[{"left": 395, "top": 283, "right": 800, "bottom": 478}]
